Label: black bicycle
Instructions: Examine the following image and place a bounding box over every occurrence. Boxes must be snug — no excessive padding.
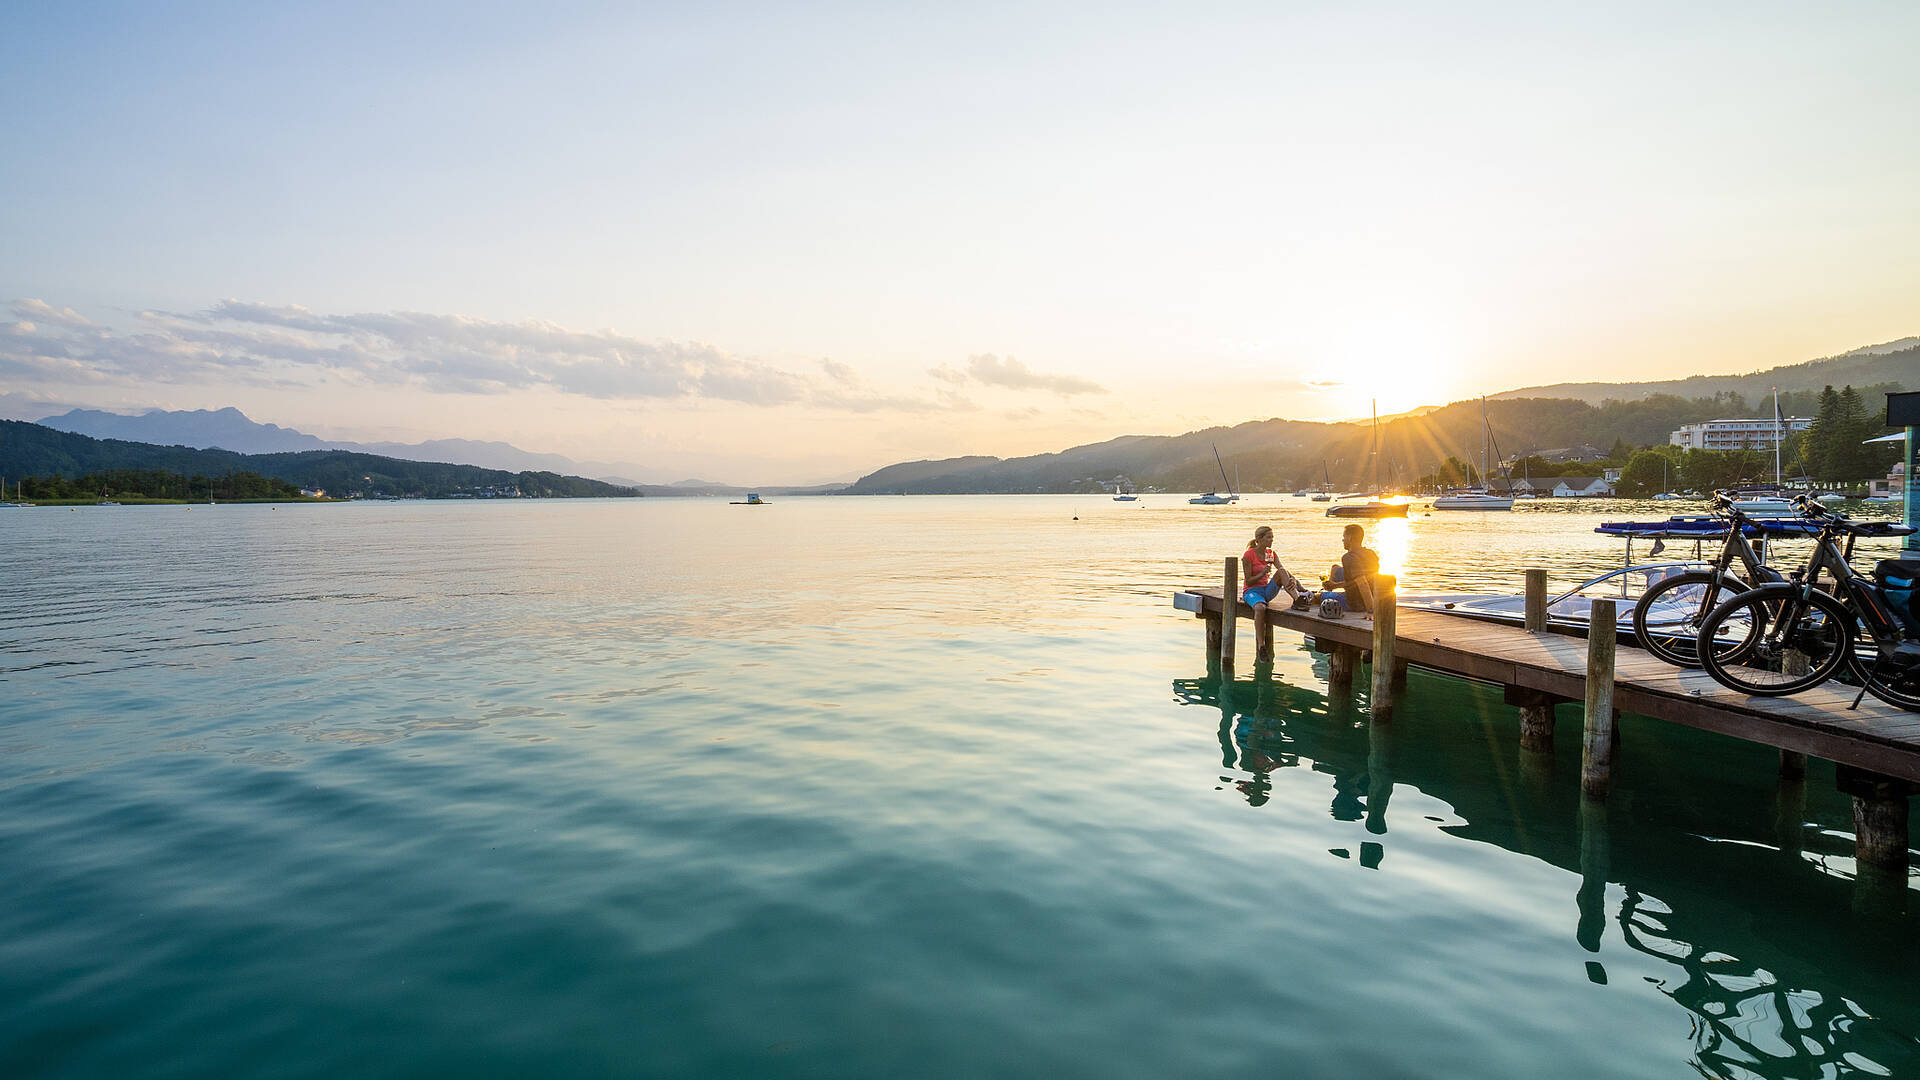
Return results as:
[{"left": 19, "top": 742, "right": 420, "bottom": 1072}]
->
[
  {"left": 1694, "top": 498, "right": 1920, "bottom": 710},
  {"left": 1630, "top": 492, "right": 1797, "bottom": 667}
]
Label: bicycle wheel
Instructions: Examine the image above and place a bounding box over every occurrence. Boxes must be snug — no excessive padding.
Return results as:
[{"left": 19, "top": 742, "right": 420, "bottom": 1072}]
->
[
  {"left": 1697, "top": 585, "right": 1854, "bottom": 696},
  {"left": 1632, "top": 571, "right": 1753, "bottom": 668}
]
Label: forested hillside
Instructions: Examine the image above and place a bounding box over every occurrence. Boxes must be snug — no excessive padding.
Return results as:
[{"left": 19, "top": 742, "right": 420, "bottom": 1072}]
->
[
  {"left": 846, "top": 383, "right": 1910, "bottom": 494},
  {"left": 0, "top": 421, "right": 639, "bottom": 499}
]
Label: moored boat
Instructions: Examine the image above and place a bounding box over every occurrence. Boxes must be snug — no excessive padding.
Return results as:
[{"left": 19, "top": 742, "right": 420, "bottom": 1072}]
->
[
  {"left": 1326, "top": 497, "right": 1408, "bottom": 518},
  {"left": 1432, "top": 489, "right": 1515, "bottom": 511}
]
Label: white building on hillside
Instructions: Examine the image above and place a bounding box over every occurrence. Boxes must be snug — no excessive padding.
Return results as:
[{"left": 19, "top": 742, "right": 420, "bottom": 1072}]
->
[{"left": 1670, "top": 417, "right": 1811, "bottom": 450}]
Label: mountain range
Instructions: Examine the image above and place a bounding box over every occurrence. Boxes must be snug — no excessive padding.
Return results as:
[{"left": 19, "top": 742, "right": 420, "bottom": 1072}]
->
[
  {"left": 844, "top": 341, "right": 1917, "bottom": 494},
  {"left": 35, "top": 407, "right": 673, "bottom": 487},
  {"left": 0, "top": 420, "right": 639, "bottom": 499},
  {"left": 1492, "top": 338, "right": 1920, "bottom": 406},
  {"left": 26, "top": 337, "right": 1918, "bottom": 496}
]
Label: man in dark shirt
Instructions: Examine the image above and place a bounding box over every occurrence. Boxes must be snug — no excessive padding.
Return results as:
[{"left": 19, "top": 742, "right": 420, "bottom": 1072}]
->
[{"left": 1327, "top": 523, "right": 1380, "bottom": 612}]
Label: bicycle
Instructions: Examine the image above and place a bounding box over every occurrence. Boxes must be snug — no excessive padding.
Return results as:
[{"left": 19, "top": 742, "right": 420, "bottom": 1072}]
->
[
  {"left": 1694, "top": 498, "right": 1920, "bottom": 710},
  {"left": 1630, "top": 491, "right": 1800, "bottom": 667}
]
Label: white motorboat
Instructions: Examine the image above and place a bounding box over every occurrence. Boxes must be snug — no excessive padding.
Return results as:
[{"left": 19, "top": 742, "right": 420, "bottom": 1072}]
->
[
  {"left": 1400, "top": 563, "right": 1718, "bottom": 639},
  {"left": 1189, "top": 491, "right": 1236, "bottom": 505},
  {"left": 1432, "top": 489, "right": 1514, "bottom": 511},
  {"left": 1727, "top": 496, "right": 1798, "bottom": 516},
  {"left": 1113, "top": 493, "right": 1139, "bottom": 502}
]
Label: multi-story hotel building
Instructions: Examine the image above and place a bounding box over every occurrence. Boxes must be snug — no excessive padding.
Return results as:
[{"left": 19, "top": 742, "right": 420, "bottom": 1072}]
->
[{"left": 1669, "top": 417, "right": 1812, "bottom": 450}]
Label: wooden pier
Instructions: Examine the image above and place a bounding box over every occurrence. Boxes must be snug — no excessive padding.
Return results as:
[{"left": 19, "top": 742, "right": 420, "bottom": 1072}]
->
[{"left": 1176, "top": 559, "right": 1918, "bottom": 874}]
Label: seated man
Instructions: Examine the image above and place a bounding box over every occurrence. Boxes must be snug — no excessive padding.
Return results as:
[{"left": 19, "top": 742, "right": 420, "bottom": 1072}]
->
[
  {"left": 1243, "top": 525, "right": 1305, "bottom": 661},
  {"left": 1326, "top": 523, "right": 1380, "bottom": 612}
]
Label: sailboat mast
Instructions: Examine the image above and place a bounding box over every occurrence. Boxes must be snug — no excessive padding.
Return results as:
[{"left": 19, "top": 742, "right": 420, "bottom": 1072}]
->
[
  {"left": 1481, "top": 397, "right": 1491, "bottom": 489},
  {"left": 1773, "top": 385, "right": 1782, "bottom": 487}
]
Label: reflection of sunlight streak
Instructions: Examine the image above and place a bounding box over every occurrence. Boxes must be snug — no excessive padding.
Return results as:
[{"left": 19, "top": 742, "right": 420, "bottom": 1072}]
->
[{"left": 1373, "top": 518, "right": 1410, "bottom": 580}]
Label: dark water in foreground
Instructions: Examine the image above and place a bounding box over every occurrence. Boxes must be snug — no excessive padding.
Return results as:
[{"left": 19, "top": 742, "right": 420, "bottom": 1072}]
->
[{"left": 2, "top": 496, "right": 1916, "bottom": 1078}]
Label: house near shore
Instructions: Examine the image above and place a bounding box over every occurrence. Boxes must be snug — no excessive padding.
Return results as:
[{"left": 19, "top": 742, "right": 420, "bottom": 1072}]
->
[{"left": 1551, "top": 477, "right": 1614, "bottom": 498}]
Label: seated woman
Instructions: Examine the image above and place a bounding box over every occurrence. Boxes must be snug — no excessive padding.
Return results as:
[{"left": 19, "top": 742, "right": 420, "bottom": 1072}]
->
[
  {"left": 1325, "top": 523, "right": 1380, "bottom": 612},
  {"left": 1243, "top": 525, "right": 1306, "bottom": 661}
]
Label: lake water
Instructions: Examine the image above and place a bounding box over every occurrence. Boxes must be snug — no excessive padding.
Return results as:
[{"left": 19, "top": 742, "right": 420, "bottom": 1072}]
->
[{"left": 3, "top": 495, "right": 1916, "bottom": 1078}]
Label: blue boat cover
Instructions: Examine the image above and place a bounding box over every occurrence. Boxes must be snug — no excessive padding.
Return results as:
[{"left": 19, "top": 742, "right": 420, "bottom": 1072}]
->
[{"left": 1594, "top": 517, "right": 1914, "bottom": 539}]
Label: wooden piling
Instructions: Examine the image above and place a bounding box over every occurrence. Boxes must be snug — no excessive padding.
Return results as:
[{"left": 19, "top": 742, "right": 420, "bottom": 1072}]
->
[
  {"left": 1836, "top": 766, "right": 1914, "bottom": 871},
  {"left": 1328, "top": 644, "right": 1356, "bottom": 691},
  {"left": 1581, "top": 598, "right": 1618, "bottom": 798},
  {"left": 1220, "top": 556, "right": 1239, "bottom": 668},
  {"left": 1506, "top": 686, "right": 1560, "bottom": 753},
  {"left": 1369, "top": 575, "right": 1398, "bottom": 720},
  {"left": 1781, "top": 650, "right": 1809, "bottom": 779},
  {"left": 1524, "top": 569, "right": 1548, "bottom": 633}
]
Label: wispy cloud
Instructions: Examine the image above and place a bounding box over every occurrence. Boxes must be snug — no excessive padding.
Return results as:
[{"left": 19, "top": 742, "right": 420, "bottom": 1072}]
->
[
  {"left": 965, "top": 354, "right": 1105, "bottom": 395},
  {"left": 0, "top": 298, "right": 960, "bottom": 413},
  {"left": 10, "top": 298, "right": 94, "bottom": 329},
  {"left": 925, "top": 354, "right": 1106, "bottom": 395}
]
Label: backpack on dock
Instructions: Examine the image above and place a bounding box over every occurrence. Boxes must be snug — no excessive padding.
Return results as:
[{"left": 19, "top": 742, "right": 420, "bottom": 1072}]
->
[{"left": 1876, "top": 560, "right": 1920, "bottom": 634}]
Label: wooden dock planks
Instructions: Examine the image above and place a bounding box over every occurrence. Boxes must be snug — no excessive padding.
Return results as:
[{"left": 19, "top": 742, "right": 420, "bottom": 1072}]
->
[{"left": 1176, "top": 585, "right": 1920, "bottom": 783}]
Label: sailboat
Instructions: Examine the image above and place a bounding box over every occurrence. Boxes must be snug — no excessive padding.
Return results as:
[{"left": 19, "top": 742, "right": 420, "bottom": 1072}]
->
[
  {"left": 1433, "top": 399, "right": 1514, "bottom": 510},
  {"left": 1727, "top": 387, "right": 1798, "bottom": 515},
  {"left": 1327, "top": 402, "right": 1408, "bottom": 517},
  {"left": 1310, "top": 461, "right": 1333, "bottom": 501},
  {"left": 1651, "top": 458, "right": 1681, "bottom": 501},
  {"left": 1189, "top": 445, "right": 1240, "bottom": 505}
]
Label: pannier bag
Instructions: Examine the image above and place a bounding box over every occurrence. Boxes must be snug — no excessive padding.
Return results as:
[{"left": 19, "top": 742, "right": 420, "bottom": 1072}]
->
[{"left": 1876, "top": 560, "right": 1920, "bottom": 634}]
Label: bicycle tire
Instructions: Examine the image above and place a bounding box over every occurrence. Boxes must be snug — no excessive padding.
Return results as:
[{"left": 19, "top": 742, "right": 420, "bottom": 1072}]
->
[
  {"left": 1631, "top": 571, "right": 1754, "bottom": 668},
  {"left": 1697, "top": 584, "right": 1855, "bottom": 696}
]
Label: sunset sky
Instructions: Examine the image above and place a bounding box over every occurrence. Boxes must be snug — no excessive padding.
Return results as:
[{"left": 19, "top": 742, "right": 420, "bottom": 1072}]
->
[{"left": 4, "top": 2, "right": 1916, "bottom": 483}]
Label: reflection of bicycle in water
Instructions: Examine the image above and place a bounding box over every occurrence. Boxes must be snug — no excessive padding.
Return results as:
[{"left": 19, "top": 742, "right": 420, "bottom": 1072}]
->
[
  {"left": 1693, "top": 497, "right": 1920, "bottom": 710},
  {"left": 1630, "top": 492, "right": 1796, "bottom": 668}
]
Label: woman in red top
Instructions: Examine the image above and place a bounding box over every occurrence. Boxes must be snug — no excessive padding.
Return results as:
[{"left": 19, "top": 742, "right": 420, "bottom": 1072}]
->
[{"left": 1243, "top": 526, "right": 1304, "bottom": 661}]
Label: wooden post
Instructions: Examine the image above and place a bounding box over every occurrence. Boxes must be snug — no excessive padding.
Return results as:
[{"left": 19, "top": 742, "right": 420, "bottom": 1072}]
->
[
  {"left": 1204, "top": 612, "right": 1223, "bottom": 659},
  {"left": 1780, "top": 650, "right": 1809, "bottom": 779},
  {"left": 1506, "top": 686, "right": 1559, "bottom": 753},
  {"left": 1524, "top": 569, "right": 1548, "bottom": 633},
  {"left": 1836, "top": 766, "right": 1914, "bottom": 872},
  {"left": 1328, "top": 645, "right": 1356, "bottom": 692},
  {"left": 1370, "top": 575, "right": 1398, "bottom": 720},
  {"left": 1581, "top": 598, "right": 1618, "bottom": 798},
  {"left": 1221, "top": 556, "right": 1239, "bottom": 669}
]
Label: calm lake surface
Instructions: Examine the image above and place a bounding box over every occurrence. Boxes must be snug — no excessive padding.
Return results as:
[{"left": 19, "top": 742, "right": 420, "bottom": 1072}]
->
[{"left": 3, "top": 495, "right": 1917, "bottom": 1078}]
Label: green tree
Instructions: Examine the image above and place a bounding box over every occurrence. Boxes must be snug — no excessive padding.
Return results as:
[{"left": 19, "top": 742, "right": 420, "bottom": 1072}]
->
[
  {"left": 1801, "top": 385, "right": 1840, "bottom": 480},
  {"left": 1617, "top": 450, "right": 1671, "bottom": 497}
]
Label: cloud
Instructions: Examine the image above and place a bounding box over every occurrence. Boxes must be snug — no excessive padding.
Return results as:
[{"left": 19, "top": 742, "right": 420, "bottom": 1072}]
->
[
  {"left": 965, "top": 353, "right": 1106, "bottom": 395},
  {"left": 0, "top": 299, "right": 968, "bottom": 413},
  {"left": 927, "top": 363, "right": 968, "bottom": 385},
  {"left": 10, "top": 298, "right": 94, "bottom": 329}
]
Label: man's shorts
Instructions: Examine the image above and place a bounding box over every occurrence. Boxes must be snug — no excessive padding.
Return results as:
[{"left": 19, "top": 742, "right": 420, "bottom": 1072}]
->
[{"left": 1242, "top": 581, "right": 1282, "bottom": 607}]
